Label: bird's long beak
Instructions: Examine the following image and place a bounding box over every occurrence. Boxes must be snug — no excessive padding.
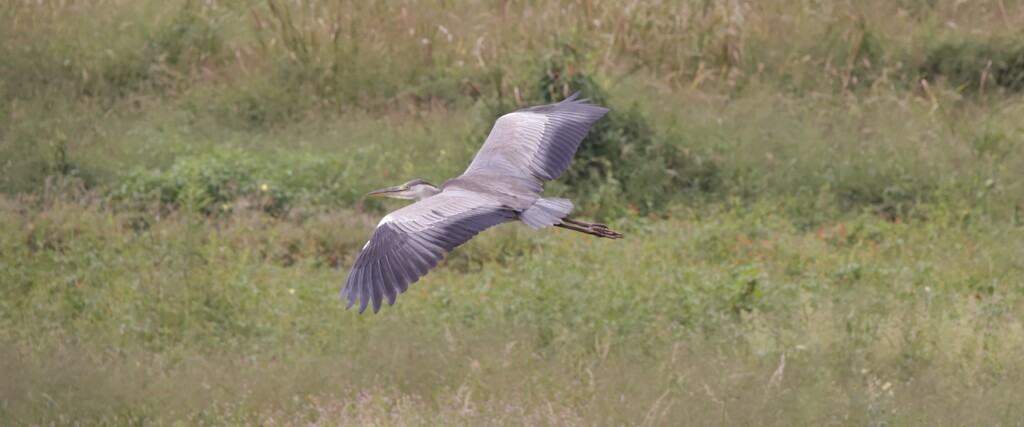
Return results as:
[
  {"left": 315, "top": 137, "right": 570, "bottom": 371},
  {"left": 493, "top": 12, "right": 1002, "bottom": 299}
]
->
[{"left": 366, "top": 186, "right": 405, "bottom": 198}]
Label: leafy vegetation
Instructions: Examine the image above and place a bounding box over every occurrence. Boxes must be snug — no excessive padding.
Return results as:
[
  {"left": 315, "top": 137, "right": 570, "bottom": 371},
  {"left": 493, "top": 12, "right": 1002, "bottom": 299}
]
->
[
  {"left": 2, "top": 0, "right": 1023, "bottom": 425},
  {"left": 920, "top": 36, "right": 1024, "bottom": 94}
]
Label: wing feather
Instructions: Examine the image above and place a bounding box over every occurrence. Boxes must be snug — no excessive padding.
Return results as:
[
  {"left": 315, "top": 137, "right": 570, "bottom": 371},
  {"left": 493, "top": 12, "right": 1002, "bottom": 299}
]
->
[
  {"left": 359, "top": 270, "right": 371, "bottom": 313},
  {"left": 341, "top": 190, "right": 515, "bottom": 313},
  {"left": 380, "top": 255, "right": 399, "bottom": 307},
  {"left": 384, "top": 252, "right": 411, "bottom": 295},
  {"left": 465, "top": 92, "right": 608, "bottom": 182}
]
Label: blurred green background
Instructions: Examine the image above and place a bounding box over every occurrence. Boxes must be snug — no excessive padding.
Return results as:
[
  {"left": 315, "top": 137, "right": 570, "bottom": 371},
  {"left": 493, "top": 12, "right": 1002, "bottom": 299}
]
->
[{"left": 1, "top": 0, "right": 1023, "bottom": 425}]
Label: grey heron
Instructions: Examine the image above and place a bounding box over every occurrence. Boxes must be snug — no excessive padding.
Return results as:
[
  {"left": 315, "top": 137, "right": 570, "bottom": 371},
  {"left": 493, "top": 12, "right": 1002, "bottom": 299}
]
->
[{"left": 341, "top": 92, "right": 623, "bottom": 313}]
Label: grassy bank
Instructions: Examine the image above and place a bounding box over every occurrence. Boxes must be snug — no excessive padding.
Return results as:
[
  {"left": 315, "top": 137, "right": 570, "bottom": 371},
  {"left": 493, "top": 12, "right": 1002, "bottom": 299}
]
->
[
  {"left": 2, "top": 0, "right": 1024, "bottom": 425},
  {"left": 2, "top": 194, "right": 1023, "bottom": 424}
]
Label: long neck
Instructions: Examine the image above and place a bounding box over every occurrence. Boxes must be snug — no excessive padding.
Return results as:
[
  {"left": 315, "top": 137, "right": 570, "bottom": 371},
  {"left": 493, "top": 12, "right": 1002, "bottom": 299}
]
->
[{"left": 412, "top": 185, "right": 441, "bottom": 200}]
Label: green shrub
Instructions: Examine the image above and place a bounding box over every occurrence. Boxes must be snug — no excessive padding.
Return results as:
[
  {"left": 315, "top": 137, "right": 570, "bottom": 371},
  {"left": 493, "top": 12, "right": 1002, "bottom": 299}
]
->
[
  {"left": 919, "top": 36, "right": 1024, "bottom": 93},
  {"left": 112, "top": 147, "right": 363, "bottom": 216}
]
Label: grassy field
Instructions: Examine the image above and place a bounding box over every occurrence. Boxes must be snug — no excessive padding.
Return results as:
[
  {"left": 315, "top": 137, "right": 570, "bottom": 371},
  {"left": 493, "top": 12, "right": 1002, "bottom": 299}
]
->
[{"left": 2, "top": 0, "right": 1024, "bottom": 425}]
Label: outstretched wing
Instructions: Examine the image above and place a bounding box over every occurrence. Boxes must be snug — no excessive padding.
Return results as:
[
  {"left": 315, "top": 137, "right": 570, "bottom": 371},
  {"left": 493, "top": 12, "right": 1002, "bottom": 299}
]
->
[
  {"left": 341, "top": 190, "right": 515, "bottom": 313},
  {"left": 465, "top": 92, "right": 609, "bottom": 182}
]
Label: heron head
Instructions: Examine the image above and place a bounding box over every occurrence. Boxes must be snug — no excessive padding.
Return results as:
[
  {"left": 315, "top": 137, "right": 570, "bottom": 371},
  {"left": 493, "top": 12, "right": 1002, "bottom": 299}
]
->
[{"left": 366, "top": 179, "right": 440, "bottom": 200}]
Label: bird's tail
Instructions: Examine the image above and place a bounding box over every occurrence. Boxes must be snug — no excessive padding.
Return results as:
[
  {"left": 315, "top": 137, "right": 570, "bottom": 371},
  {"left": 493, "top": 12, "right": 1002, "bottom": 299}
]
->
[{"left": 520, "top": 198, "right": 573, "bottom": 230}]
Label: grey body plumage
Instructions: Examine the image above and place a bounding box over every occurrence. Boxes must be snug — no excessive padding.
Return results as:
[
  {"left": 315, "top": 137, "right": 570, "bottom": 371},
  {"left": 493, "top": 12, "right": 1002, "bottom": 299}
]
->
[{"left": 341, "top": 92, "right": 622, "bottom": 313}]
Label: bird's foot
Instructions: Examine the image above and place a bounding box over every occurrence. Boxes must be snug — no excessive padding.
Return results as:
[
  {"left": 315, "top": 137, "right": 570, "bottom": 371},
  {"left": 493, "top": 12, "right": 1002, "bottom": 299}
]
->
[
  {"left": 558, "top": 218, "right": 624, "bottom": 239},
  {"left": 587, "top": 224, "right": 624, "bottom": 239}
]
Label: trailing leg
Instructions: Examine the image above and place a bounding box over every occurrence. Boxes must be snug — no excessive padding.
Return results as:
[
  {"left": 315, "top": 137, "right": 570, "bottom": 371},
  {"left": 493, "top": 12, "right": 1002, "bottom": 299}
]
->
[{"left": 555, "top": 217, "right": 624, "bottom": 239}]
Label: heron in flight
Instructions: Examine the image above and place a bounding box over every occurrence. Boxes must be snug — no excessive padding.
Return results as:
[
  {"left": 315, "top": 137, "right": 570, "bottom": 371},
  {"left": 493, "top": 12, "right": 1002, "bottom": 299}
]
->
[{"left": 341, "top": 92, "right": 623, "bottom": 313}]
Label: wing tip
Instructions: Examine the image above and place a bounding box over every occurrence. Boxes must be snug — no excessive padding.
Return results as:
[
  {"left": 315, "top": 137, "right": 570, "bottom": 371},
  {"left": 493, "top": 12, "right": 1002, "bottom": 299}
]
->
[
  {"left": 559, "top": 91, "right": 609, "bottom": 112},
  {"left": 559, "top": 91, "right": 593, "bottom": 105},
  {"left": 559, "top": 93, "right": 609, "bottom": 117}
]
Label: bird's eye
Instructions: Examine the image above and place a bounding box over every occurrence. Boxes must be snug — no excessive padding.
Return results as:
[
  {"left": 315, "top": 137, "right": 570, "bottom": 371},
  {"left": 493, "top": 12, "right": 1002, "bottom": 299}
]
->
[{"left": 402, "top": 186, "right": 411, "bottom": 190}]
